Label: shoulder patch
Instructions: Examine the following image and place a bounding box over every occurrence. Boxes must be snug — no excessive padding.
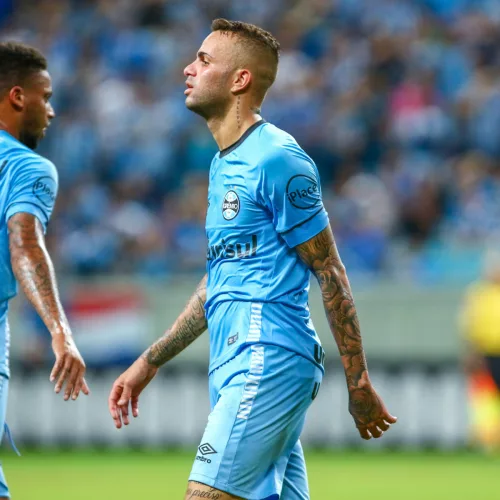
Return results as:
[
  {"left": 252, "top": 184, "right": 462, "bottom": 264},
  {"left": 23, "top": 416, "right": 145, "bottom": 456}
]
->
[
  {"left": 32, "top": 175, "right": 56, "bottom": 208},
  {"left": 286, "top": 175, "right": 321, "bottom": 210}
]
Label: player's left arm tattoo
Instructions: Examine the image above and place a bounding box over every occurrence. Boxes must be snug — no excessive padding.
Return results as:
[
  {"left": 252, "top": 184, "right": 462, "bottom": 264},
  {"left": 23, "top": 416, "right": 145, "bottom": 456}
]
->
[
  {"left": 295, "top": 226, "right": 379, "bottom": 426},
  {"left": 8, "top": 212, "right": 71, "bottom": 336},
  {"left": 141, "top": 275, "right": 208, "bottom": 367}
]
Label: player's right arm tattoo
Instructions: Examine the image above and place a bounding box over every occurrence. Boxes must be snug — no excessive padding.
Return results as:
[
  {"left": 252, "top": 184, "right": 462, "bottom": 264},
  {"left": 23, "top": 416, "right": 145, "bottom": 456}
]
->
[
  {"left": 295, "top": 226, "right": 380, "bottom": 427},
  {"left": 142, "top": 275, "right": 208, "bottom": 367},
  {"left": 8, "top": 212, "right": 71, "bottom": 336}
]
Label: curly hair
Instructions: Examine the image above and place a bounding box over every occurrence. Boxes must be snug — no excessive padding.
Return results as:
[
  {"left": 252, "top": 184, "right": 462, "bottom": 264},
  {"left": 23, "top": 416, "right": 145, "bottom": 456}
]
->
[{"left": 0, "top": 42, "right": 48, "bottom": 96}]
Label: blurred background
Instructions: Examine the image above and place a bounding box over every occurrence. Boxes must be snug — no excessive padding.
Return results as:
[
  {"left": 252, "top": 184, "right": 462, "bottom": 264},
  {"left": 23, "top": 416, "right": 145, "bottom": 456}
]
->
[{"left": 2, "top": 0, "right": 500, "bottom": 498}]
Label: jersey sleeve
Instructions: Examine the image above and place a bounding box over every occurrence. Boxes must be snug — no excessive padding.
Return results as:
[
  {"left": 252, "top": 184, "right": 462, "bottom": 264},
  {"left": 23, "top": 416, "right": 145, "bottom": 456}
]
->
[
  {"left": 5, "top": 156, "right": 59, "bottom": 233},
  {"left": 259, "top": 145, "right": 329, "bottom": 247}
]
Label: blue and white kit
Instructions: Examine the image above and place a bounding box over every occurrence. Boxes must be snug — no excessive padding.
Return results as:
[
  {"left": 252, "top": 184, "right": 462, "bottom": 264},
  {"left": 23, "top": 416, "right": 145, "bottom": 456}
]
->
[
  {"left": 189, "top": 121, "right": 328, "bottom": 499},
  {"left": 0, "top": 130, "right": 58, "bottom": 497}
]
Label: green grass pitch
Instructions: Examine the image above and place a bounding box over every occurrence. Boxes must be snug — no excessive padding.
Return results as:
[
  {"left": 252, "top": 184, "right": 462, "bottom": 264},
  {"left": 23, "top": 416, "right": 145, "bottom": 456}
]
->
[{"left": 2, "top": 449, "right": 499, "bottom": 499}]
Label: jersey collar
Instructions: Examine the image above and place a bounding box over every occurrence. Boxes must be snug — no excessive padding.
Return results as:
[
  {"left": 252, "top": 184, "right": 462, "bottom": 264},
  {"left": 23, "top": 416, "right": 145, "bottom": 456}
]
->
[{"left": 219, "top": 119, "right": 266, "bottom": 158}]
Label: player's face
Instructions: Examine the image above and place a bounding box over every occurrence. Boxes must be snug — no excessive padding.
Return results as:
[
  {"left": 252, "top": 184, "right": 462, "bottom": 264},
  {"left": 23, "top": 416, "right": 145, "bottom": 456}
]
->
[
  {"left": 19, "top": 70, "right": 55, "bottom": 150},
  {"left": 184, "top": 32, "right": 236, "bottom": 118}
]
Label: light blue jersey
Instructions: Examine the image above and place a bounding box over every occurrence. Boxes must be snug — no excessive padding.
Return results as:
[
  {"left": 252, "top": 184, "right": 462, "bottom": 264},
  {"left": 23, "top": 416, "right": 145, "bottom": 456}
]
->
[
  {"left": 0, "top": 130, "right": 58, "bottom": 378},
  {"left": 193, "top": 121, "right": 328, "bottom": 498},
  {"left": 205, "top": 120, "right": 328, "bottom": 373}
]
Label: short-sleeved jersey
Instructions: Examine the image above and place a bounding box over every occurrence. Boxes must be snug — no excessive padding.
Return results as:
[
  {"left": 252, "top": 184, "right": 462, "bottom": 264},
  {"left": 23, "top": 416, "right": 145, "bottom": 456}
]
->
[
  {"left": 0, "top": 130, "right": 59, "bottom": 377},
  {"left": 205, "top": 120, "right": 329, "bottom": 373}
]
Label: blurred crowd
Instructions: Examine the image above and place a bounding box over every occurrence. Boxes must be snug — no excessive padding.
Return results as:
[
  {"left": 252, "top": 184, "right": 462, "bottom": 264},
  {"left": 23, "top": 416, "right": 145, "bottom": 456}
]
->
[{"left": 1, "top": 0, "right": 500, "bottom": 282}]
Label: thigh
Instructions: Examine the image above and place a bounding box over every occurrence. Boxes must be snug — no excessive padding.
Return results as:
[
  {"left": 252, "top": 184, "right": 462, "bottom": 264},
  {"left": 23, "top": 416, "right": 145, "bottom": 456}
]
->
[
  {"left": 185, "top": 481, "right": 244, "bottom": 499},
  {"left": 190, "top": 345, "right": 322, "bottom": 500},
  {"left": 281, "top": 441, "right": 310, "bottom": 500}
]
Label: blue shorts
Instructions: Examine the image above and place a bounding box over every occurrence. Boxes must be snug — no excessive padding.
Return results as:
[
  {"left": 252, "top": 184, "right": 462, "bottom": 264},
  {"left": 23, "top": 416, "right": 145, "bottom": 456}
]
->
[
  {"left": 189, "top": 344, "right": 323, "bottom": 499},
  {"left": 0, "top": 375, "right": 10, "bottom": 498}
]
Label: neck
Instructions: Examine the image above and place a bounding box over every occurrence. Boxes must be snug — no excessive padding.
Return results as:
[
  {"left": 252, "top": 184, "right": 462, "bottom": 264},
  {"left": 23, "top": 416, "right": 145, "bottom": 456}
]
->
[
  {"left": 207, "top": 98, "right": 261, "bottom": 151},
  {"left": 0, "top": 107, "right": 20, "bottom": 140}
]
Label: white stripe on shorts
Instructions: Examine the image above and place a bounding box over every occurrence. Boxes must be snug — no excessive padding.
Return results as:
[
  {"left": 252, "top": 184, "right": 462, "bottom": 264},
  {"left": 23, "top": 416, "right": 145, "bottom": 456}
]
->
[{"left": 236, "top": 345, "right": 265, "bottom": 420}]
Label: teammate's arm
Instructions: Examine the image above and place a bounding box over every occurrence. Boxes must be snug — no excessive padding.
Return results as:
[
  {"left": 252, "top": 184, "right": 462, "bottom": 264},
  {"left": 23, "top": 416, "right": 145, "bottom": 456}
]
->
[
  {"left": 108, "top": 274, "right": 208, "bottom": 429},
  {"left": 8, "top": 212, "right": 89, "bottom": 400},
  {"left": 295, "top": 225, "right": 397, "bottom": 440}
]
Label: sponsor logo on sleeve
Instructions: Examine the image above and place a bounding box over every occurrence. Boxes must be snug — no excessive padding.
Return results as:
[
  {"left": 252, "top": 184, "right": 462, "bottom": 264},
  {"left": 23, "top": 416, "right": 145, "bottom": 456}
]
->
[
  {"left": 32, "top": 176, "right": 56, "bottom": 208},
  {"left": 286, "top": 174, "right": 321, "bottom": 209}
]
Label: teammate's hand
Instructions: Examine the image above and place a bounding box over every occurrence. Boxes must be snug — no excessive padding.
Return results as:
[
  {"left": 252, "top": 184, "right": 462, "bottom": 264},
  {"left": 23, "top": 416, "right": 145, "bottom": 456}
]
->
[
  {"left": 348, "top": 377, "right": 397, "bottom": 440},
  {"left": 50, "top": 334, "right": 89, "bottom": 401},
  {"left": 108, "top": 357, "right": 158, "bottom": 429}
]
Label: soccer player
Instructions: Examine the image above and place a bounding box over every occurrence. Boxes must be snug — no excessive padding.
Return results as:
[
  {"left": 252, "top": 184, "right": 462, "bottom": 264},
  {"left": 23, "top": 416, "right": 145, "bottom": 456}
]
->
[
  {"left": 109, "top": 19, "right": 396, "bottom": 500},
  {"left": 0, "top": 42, "right": 89, "bottom": 498}
]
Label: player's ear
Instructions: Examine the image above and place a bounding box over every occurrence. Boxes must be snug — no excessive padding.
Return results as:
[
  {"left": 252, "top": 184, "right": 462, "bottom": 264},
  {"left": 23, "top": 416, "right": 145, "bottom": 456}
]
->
[
  {"left": 8, "top": 86, "right": 25, "bottom": 112},
  {"left": 231, "top": 68, "right": 252, "bottom": 95}
]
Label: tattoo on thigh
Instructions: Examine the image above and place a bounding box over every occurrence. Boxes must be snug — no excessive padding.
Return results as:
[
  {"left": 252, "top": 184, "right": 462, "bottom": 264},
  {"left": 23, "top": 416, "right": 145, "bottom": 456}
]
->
[{"left": 186, "top": 486, "right": 224, "bottom": 499}]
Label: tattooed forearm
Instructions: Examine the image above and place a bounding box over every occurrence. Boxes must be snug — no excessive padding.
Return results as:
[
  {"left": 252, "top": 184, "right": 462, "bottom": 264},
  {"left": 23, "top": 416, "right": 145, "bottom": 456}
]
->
[
  {"left": 296, "top": 227, "right": 366, "bottom": 383},
  {"left": 296, "top": 226, "right": 380, "bottom": 425},
  {"left": 8, "top": 213, "right": 70, "bottom": 336},
  {"left": 142, "top": 275, "right": 208, "bottom": 367}
]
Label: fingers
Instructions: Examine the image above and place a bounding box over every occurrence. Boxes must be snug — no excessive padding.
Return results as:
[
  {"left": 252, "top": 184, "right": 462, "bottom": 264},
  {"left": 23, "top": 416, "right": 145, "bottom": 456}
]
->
[
  {"left": 384, "top": 413, "right": 398, "bottom": 424},
  {"left": 131, "top": 396, "right": 139, "bottom": 419},
  {"left": 64, "top": 364, "right": 80, "bottom": 401},
  {"left": 120, "top": 400, "right": 130, "bottom": 426},
  {"left": 368, "top": 424, "right": 383, "bottom": 439},
  {"left": 70, "top": 374, "right": 90, "bottom": 401},
  {"left": 81, "top": 378, "right": 90, "bottom": 396},
  {"left": 117, "top": 384, "right": 132, "bottom": 407},
  {"left": 108, "top": 382, "right": 134, "bottom": 429},
  {"left": 358, "top": 425, "right": 382, "bottom": 440},
  {"left": 52, "top": 354, "right": 87, "bottom": 401},
  {"left": 358, "top": 426, "right": 372, "bottom": 440},
  {"left": 358, "top": 415, "right": 397, "bottom": 440},
  {"left": 54, "top": 357, "right": 72, "bottom": 394},
  {"left": 117, "top": 385, "right": 132, "bottom": 426},
  {"left": 71, "top": 372, "right": 86, "bottom": 401},
  {"left": 50, "top": 356, "right": 64, "bottom": 383},
  {"left": 377, "top": 420, "right": 390, "bottom": 432},
  {"left": 108, "top": 383, "right": 124, "bottom": 429}
]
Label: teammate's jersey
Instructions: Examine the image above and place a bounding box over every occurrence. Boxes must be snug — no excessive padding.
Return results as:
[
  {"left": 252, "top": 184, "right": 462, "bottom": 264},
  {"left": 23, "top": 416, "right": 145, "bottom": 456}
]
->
[
  {"left": 0, "top": 130, "right": 59, "bottom": 377},
  {"left": 205, "top": 120, "right": 329, "bottom": 373}
]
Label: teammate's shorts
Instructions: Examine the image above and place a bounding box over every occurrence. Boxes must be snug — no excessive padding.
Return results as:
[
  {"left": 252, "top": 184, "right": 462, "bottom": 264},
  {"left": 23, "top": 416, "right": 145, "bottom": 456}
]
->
[
  {"left": 189, "top": 343, "right": 323, "bottom": 499},
  {"left": 0, "top": 375, "right": 10, "bottom": 497}
]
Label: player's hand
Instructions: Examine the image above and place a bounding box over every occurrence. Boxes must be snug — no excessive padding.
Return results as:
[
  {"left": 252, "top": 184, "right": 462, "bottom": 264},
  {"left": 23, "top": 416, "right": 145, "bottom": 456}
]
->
[
  {"left": 50, "top": 334, "right": 90, "bottom": 401},
  {"left": 108, "top": 357, "right": 158, "bottom": 429},
  {"left": 348, "top": 375, "right": 397, "bottom": 440}
]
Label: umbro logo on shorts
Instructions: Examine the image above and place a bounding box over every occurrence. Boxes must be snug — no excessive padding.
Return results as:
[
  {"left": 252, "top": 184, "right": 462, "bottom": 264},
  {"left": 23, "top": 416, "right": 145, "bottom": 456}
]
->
[
  {"left": 196, "top": 443, "right": 217, "bottom": 464},
  {"left": 198, "top": 443, "right": 217, "bottom": 456}
]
